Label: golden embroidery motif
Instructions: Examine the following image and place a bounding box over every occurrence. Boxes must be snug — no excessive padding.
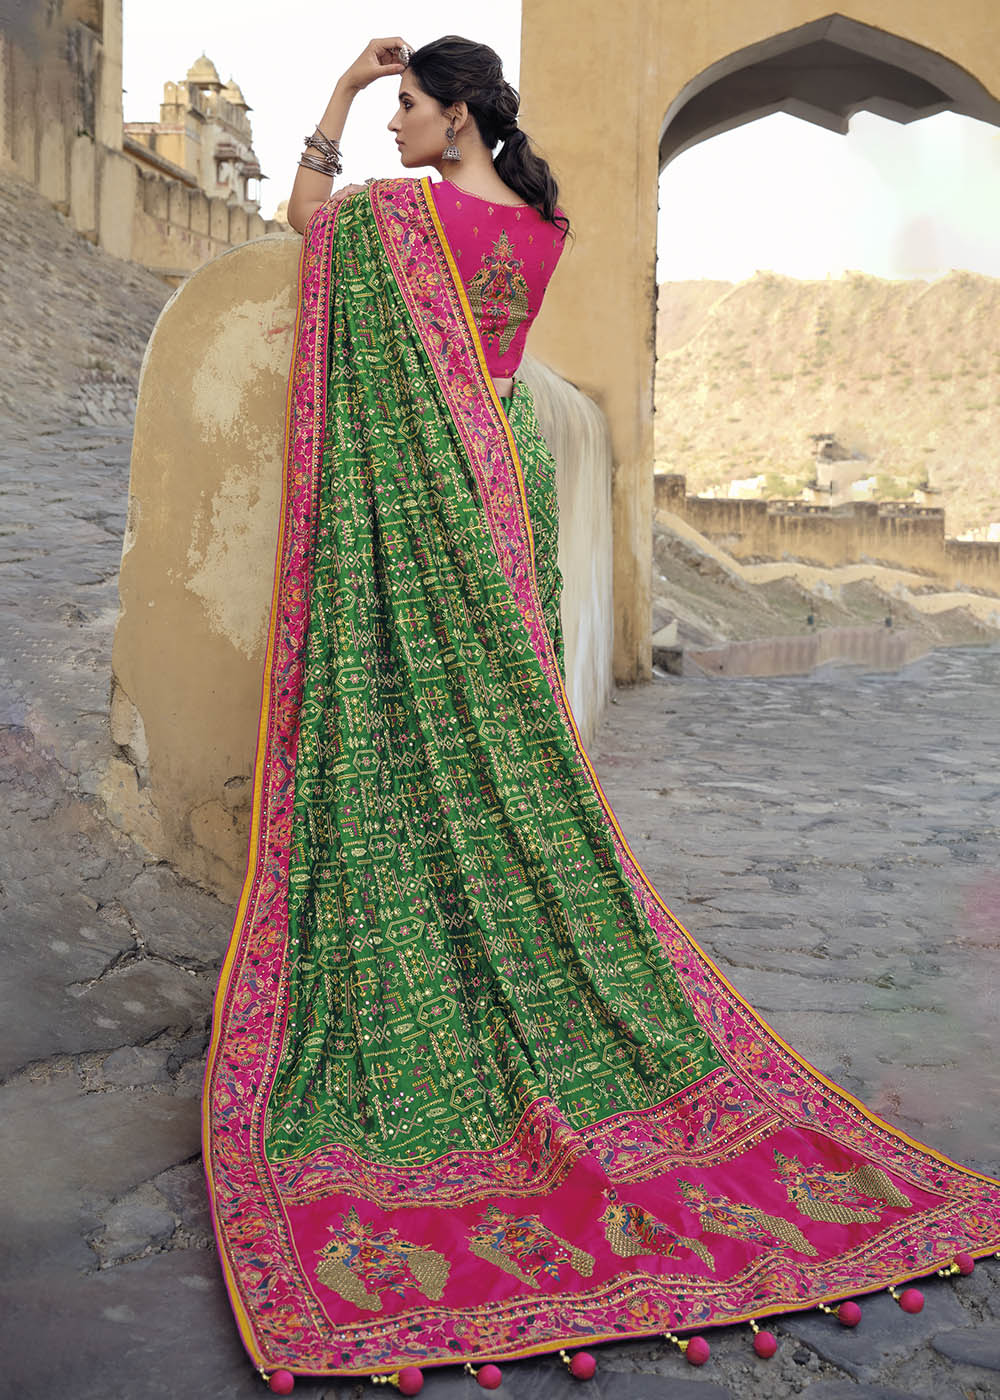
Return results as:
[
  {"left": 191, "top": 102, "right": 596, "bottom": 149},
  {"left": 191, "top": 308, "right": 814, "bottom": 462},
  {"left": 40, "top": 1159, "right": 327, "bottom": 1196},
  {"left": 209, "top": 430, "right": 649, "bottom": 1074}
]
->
[
  {"left": 600, "top": 1190, "right": 714, "bottom": 1268},
  {"left": 465, "top": 229, "right": 531, "bottom": 356},
  {"left": 315, "top": 1206, "right": 450, "bottom": 1311},
  {"left": 467, "top": 1205, "right": 594, "bottom": 1288},
  {"left": 774, "top": 1151, "right": 912, "bottom": 1225},
  {"left": 678, "top": 1180, "right": 817, "bottom": 1256}
]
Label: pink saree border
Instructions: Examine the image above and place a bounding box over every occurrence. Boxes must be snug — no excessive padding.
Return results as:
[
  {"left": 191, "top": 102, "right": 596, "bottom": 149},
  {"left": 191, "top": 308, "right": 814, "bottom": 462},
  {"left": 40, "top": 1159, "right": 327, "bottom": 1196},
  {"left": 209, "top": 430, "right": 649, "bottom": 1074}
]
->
[
  {"left": 202, "top": 196, "right": 343, "bottom": 1366},
  {"left": 268, "top": 1071, "right": 780, "bottom": 1207},
  {"left": 202, "top": 179, "right": 1000, "bottom": 1379}
]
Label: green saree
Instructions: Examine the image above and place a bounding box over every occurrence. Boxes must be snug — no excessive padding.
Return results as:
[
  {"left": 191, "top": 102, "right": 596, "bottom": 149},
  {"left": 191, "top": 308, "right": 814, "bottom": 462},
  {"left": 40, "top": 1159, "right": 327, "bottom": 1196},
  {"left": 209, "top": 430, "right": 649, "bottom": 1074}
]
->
[{"left": 203, "top": 177, "right": 1000, "bottom": 1390}]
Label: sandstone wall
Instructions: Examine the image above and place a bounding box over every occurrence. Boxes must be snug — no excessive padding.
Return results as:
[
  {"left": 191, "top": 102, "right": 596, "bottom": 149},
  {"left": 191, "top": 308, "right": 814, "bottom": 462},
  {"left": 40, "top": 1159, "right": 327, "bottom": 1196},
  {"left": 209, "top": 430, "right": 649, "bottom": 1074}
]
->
[
  {"left": 131, "top": 166, "right": 276, "bottom": 282},
  {"left": 655, "top": 473, "right": 1000, "bottom": 591},
  {"left": 0, "top": 1, "right": 281, "bottom": 280},
  {"left": 109, "top": 237, "right": 613, "bottom": 899},
  {"left": 0, "top": 5, "right": 109, "bottom": 240}
]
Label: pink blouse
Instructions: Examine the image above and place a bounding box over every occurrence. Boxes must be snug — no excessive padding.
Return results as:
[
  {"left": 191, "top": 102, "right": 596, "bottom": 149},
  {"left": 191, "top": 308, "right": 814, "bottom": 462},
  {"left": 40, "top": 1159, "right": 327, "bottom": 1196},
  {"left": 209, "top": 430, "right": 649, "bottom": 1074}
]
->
[{"left": 428, "top": 177, "right": 567, "bottom": 380}]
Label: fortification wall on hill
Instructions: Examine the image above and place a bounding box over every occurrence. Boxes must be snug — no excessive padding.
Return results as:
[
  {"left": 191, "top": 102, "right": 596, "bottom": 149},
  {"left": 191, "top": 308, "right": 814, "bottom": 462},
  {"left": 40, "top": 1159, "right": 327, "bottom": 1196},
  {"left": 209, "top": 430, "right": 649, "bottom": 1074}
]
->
[
  {"left": 655, "top": 473, "right": 1000, "bottom": 591},
  {"left": 654, "top": 274, "right": 1000, "bottom": 540},
  {"left": 131, "top": 167, "right": 275, "bottom": 283}
]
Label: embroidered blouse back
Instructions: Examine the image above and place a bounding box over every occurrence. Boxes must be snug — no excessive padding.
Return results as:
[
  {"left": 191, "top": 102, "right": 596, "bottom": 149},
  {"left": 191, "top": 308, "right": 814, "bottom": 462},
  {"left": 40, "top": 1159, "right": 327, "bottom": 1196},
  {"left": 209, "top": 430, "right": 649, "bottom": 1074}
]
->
[{"left": 429, "top": 178, "right": 567, "bottom": 381}]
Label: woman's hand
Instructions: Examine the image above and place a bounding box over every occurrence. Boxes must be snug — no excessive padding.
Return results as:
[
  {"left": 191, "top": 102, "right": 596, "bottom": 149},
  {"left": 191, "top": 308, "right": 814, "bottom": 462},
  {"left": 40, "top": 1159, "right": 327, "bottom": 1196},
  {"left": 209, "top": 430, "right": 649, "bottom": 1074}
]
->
[
  {"left": 328, "top": 183, "right": 366, "bottom": 209},
  {"left": 339, "top": 37, "right": 413, "bottom": 94},
  {"left": 288, "top": 40, "right": 411, "bottom": 234}
]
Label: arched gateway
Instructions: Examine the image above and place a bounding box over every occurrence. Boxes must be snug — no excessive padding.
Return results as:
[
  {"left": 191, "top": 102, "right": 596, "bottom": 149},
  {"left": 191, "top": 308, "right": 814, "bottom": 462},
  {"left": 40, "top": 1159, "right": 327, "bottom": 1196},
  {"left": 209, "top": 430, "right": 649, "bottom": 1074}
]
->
[{"left": 519, "top": 8, "right": 1000, "bottom": 682}]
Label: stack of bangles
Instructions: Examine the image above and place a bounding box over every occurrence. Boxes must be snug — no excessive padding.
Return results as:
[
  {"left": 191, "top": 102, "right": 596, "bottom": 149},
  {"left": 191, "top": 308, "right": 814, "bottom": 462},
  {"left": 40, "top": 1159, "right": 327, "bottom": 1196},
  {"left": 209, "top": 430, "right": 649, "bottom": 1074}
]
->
[{"left": 299, "top": 127, "right": 343, "bottom": 178}]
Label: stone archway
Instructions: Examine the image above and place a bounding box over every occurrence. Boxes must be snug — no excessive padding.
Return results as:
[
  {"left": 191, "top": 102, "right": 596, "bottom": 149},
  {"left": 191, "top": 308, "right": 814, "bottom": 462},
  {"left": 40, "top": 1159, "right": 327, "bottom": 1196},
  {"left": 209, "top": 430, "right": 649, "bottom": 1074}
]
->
[
  {"left": 520, "top": 6, "right": 1000, "bottom": 683},
  {"left": 659, "top": 15, "right": 1000, "bottom": 168}
]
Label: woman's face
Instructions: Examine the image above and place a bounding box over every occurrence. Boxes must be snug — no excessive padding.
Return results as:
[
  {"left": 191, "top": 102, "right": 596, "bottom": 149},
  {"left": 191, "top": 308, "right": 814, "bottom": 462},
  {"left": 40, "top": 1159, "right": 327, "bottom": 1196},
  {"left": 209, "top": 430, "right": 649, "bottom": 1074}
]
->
[{"left": 387, "top": 75, "right": 458, "bottom": 168}]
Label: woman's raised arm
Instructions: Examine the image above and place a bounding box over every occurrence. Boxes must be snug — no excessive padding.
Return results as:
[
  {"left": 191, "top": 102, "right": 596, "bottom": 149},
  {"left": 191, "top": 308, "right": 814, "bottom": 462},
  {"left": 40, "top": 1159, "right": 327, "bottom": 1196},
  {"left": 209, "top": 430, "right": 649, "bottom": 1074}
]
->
[{"left": 286, "top": 37, "right": 412, "bottom": 234}]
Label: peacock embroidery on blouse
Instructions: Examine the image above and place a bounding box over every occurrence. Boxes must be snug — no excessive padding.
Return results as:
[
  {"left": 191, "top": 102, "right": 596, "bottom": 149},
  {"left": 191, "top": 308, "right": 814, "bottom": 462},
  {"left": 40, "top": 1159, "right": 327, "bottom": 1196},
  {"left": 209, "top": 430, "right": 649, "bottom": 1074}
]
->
[{"left": 465, "top": 229, "right": 531, "bottom": 357}]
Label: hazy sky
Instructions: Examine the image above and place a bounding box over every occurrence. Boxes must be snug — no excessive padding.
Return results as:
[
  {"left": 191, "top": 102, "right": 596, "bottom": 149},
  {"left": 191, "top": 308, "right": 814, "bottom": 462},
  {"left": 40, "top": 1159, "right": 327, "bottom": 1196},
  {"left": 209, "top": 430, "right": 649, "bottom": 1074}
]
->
[
  {"left": 122, "top": 0, "right": 1000, "bottom": 283},
  {"left": 659, "top": 108, "right": 1000, "bottom": 282}
]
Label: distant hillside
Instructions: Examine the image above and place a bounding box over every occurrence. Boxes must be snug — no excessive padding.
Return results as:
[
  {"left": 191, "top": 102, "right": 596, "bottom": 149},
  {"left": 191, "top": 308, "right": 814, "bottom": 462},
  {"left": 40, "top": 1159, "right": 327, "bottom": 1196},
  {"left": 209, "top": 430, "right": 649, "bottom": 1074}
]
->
[{"left": 654, "top": 272, "right": 1000, "bottom": 536}]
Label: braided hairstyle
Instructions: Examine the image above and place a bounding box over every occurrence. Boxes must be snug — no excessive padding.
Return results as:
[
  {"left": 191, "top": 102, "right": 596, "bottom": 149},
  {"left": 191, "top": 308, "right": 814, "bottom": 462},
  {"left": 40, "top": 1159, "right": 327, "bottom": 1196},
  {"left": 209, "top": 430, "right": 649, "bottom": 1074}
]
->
[{"left": 406, "top": 35, "right": 572, "bottom": 243}]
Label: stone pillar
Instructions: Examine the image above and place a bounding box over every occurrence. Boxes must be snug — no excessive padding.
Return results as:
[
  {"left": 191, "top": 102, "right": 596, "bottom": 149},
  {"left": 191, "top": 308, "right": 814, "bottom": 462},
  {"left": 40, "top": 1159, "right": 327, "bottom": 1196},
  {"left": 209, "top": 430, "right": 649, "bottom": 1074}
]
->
[
  {"left": 228, "top": 206, "right": 248, "bottom": 246},
  {"left": 0, "top": 34, "right": 9, "bottom": 168},
  {"left": 208, "top": 197, "right": 229, "bottom": 245},
  {"left": 37, "top": 106, "right": 67, "bottom": 208},
  {"left": 97, "top": 0, "right": 124, "bottom": 151},
  {"left": 653, "top": 473, "right": 688, "bottom": 512},
  {"left": 167, "top": 182, "right": 190, "bottom": 229},
  {"left": 97, "top": 147, "right": 136, "bottom": 259}
]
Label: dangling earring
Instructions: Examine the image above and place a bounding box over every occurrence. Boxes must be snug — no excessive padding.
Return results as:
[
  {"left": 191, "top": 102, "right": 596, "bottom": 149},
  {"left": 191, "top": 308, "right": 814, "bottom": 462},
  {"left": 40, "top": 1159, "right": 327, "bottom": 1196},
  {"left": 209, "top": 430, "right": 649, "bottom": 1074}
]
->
[{"left": 442, "top": 122, "right": 462, "bottom": 161}]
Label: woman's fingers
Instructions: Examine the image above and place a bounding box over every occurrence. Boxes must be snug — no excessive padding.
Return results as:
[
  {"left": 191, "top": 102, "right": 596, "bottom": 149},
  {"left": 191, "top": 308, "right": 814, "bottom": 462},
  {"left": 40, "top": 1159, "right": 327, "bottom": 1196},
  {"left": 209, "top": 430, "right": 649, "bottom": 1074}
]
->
[
  {"left": 342, "top": 38, "right": 414, "bottom": 92},
  {"left": 369, "top": 37, "right": 414, "bottom": 74},
  {"left": 330, "top": 183, "right": 365, "bottom": 206},
  {"left": 373, "top": 37, "right": 413, "bottom": 60}
]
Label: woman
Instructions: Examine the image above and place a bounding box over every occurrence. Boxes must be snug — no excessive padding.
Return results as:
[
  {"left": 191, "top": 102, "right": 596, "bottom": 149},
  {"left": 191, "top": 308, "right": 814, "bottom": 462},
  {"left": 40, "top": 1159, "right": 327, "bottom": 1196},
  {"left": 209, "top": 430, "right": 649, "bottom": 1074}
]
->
[{"left": 203, "top": 35, "right": 1000, "bottom": 1395}]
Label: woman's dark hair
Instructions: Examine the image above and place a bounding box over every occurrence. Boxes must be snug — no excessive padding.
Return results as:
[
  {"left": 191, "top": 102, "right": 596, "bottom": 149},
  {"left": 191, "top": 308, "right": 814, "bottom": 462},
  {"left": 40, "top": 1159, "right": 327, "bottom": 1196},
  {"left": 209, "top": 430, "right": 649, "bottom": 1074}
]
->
[{"left": 407, "top": 35, "right": 572, "bottom": 243}]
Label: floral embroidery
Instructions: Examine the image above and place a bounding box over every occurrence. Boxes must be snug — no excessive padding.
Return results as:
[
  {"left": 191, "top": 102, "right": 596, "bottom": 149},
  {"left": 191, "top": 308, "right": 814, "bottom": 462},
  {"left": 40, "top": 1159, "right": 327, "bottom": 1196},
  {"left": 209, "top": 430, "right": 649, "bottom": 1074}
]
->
[{"left": 465, "top": 229, "right": 531, "bottom": 357}]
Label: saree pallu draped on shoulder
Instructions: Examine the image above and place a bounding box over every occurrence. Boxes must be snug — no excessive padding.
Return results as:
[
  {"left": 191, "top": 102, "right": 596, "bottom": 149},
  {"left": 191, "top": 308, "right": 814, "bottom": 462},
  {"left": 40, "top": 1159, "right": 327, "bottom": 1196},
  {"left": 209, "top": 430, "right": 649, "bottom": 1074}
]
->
[{"left": 203, "top": 177, "right": 1000, "bottom": 1380}]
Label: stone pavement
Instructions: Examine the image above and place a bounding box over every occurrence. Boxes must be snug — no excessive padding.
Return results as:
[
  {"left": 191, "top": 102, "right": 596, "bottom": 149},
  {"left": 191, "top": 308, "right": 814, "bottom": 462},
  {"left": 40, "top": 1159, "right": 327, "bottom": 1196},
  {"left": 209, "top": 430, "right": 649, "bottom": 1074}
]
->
[{"left": 1, "top": 420, "right": 999, "bottom": 1399}]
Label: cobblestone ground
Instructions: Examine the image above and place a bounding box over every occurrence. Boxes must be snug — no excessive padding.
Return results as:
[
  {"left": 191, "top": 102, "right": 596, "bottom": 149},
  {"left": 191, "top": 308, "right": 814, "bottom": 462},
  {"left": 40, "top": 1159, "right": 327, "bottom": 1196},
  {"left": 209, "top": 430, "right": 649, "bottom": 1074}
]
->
[{"left": 2, "top": 422, "right": 998, "bottom": 1400}]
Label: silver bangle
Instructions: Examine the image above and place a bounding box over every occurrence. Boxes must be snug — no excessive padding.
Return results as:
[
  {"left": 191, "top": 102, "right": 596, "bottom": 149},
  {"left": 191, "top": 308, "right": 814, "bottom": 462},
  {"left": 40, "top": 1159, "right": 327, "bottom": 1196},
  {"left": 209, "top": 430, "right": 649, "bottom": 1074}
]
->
[
  {"left": 301, "top": 127, "right": 342, "bottom": 176},
  {"left": 298, "top": 153, "right": 341, "bottom": 177},
  {"left": 305, "top": 127, "right": 342, "bottom": 160}
]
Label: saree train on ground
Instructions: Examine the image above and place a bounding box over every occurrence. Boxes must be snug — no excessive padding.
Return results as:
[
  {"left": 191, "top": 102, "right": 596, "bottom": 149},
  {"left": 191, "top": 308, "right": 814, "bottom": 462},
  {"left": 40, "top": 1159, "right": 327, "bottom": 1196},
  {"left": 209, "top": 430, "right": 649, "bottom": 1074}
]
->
[{"left": 203, "top": 178, "right": 1000, "bottom": 1385}]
